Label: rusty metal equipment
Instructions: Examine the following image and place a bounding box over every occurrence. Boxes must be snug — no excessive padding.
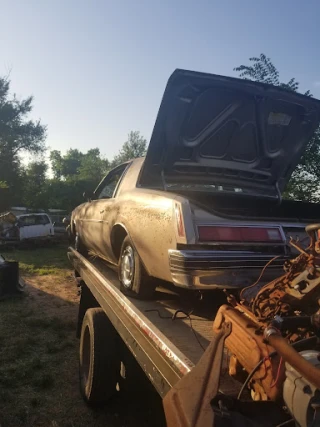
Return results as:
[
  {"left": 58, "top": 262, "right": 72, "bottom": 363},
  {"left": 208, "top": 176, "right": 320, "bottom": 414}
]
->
[
  {"left": 209, "top": 223, "right": 320, "bottom": 427},
  {"left": 163, "top": 323, "right": 231, "bottom": 427}
]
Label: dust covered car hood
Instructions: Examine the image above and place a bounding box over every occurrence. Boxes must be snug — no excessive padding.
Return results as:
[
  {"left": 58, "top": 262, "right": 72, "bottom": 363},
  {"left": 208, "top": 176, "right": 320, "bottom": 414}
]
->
[{"left": 139, "top": 69, "right": 320, "bottom": 200}]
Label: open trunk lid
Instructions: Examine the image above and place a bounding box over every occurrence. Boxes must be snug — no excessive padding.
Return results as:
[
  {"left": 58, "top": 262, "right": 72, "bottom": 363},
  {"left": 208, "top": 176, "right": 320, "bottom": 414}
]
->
[{"left": 139, "top": 69, "right": 320, "bottom": 200}]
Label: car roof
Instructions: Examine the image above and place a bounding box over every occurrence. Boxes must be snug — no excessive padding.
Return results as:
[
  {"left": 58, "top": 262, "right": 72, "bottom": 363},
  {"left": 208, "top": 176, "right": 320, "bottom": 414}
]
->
[{"left": 17, "top": 213, "right": 49, "bottom": 218}]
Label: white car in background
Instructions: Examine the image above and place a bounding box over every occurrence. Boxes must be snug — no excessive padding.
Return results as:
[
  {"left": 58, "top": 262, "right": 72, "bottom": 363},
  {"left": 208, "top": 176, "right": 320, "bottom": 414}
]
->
[{"left": 0, "top": 212, "right": 54, "bottom": 242}]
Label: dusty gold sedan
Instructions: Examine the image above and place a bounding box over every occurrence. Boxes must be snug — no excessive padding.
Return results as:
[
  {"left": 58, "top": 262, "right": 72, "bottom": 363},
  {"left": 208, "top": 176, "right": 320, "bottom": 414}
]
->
[{"left": 71, "top": 69, "right": 320, "bottom": 298}]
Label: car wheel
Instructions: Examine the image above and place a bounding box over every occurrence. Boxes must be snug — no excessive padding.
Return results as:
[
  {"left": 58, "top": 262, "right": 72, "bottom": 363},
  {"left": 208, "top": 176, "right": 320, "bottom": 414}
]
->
[
  {"left": 75, "top": 233, "right": 88, "bottom": 257},
  {"left": 118, "top": 236, "right": 155, "bottom": 299},
  {"left": 79, "top": 308, "right": 120, "bottom": 405}
]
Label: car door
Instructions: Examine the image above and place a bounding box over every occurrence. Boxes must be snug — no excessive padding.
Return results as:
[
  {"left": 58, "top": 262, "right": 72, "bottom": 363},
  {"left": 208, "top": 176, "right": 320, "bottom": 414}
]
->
[
  {"left": 19, "top": 215, "right": 36, "bottom": 239},
  {"left": 43, "top": 214, "right": 54, "bottom": 236},
  {"left": 82, "top": 164, "right": 129, "bottom": 261},
  {"left": 34, "top": 215, "right": 53, "bottom": 237},
  {"left": 33, "top": 215, "right": 46, "bottom": 237}
]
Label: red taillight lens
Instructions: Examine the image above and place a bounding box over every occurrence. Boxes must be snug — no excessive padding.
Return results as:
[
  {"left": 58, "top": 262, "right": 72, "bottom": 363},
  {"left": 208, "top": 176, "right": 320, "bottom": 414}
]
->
[
  {"left": 175, "top": 203, "right": 185, "bottom": 238},
  {"left": 197, "top": 226, "right": 282, "bottom": 243}
]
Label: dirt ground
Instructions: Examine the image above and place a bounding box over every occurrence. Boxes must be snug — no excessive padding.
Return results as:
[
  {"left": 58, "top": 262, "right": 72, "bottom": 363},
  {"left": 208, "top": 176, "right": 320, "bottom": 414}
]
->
[{"left": 0, "top": 245, "right": 165, "bottom": 427}]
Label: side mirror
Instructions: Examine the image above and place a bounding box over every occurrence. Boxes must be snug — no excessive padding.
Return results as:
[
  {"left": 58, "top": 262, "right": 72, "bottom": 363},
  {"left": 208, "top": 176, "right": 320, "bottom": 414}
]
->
[{"left": 62, "top": 217, "right": 70, "bottom": 225}]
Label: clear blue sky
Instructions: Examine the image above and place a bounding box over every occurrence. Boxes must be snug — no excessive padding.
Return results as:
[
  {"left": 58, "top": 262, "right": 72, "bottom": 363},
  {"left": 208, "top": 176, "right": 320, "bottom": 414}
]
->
[{"left": 1, "top": 0, "right": 320, "bottom": 161}]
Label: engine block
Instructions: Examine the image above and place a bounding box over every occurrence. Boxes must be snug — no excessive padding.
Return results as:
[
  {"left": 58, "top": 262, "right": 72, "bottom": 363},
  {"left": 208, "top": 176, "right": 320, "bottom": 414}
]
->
[
  {"left": 248, "top": 256, "right": 320, "bottom": 322},
  {"left": 214, "top": 227, "right": 320, "bottom": 402}
]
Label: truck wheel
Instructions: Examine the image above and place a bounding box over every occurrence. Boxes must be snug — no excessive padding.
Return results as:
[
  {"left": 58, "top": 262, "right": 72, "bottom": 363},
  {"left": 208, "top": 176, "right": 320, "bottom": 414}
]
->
[
  {"left": 79, "top": 308, "right": 120, "bottom": 405},
  {"left": 118, "top": 236, "right": 155, "bottom": 299},
  {"left": 75, "top": 233, "right": 88, "bottom": 257}
]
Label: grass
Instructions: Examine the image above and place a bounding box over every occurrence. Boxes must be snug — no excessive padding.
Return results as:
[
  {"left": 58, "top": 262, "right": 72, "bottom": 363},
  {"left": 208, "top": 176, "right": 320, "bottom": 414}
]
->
[
  {"left": 0, "top": 244, "right": 70, "bottom": 275},
  {"left": 0, "top": 246, "right": 165, "bottom": 427},
  {"left": 0, "top": 246, "right": 81, "bottom": 426},
  {"left": 0, "top": 293, "right": 79, "bottom": 426}
]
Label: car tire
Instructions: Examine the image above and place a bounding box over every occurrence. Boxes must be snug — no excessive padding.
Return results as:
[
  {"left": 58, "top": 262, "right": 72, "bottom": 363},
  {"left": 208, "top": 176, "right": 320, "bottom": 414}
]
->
[
  {"left": 75, "top": 233, "right": 88, "bottom": 257},
  {"left": 79, "top": 308, "right": 120, "bottom": 405},
  {"left": 118, "top": 236, "right": 155, "bottom": 299}
]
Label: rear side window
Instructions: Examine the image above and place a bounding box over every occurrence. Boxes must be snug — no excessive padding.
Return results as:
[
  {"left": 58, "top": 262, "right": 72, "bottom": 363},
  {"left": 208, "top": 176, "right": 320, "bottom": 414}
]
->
[
  {"left": 19, "top": 215, "right": 36, "bottom": 226},
  {"left": 35, "top": 215, "right": 50, "bottom": 225},
  {"left": 96, "top": 164, "right": 129, "bottom": 199},
  {"left": 98, "top": 178, "right": 119, "bottom": 199}
]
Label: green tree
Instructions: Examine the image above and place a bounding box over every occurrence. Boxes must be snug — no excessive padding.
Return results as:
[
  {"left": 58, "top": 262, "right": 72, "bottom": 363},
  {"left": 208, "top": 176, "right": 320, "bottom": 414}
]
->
[
  {"left": 22, "top": 160, "right": 48, "bottom": 209},
  {"left": 234, "top": 54, "right": 311, "bottom": 95},
  {"left": 50, "top": 148, "right": 109, "bottom": 183},
  {"left": 0, "top": 181, "right": 9, "bottom": 212},
  {"left": 111, "top": 131, "right": 147, "bottom": 167},
  {"left": 0, "top": 76, "right": 46, "bottom": 207},
  {"left": 45, "top": 132, "right": 148, "bottom": 212},
  {"left": 78, "top": 148, "right": 109, "bottom": 182},
  {"left": 46, "top": 148, "right": 110, "bottom": 211},
  {"left": 51, "top": 148, "right": 84, "bottom": 179},
  {"left": 234, "top": 54, "right": 319, "bottom": 201},
  {"left": 44, "top": 178, "right": 96, "bottom": 212},
  {"left": 0, "top": 151, "right": 23, "bottom": 206},
  {"left": 49, "top": 150, "right": 63, "bottom": 179}
]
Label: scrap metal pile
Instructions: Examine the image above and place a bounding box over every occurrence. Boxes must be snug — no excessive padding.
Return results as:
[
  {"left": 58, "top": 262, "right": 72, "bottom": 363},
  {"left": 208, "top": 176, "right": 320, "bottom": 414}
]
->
[
  {"left": 213, "top": 223, "right": 320, "bottom": 426},
  {"left": 0, "top": 212, "right": 18, "bottom": 241}
]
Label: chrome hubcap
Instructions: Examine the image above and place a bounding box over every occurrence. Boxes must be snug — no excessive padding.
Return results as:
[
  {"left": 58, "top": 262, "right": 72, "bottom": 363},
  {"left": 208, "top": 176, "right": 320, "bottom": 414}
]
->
[{"left": 121, "top": 246, "right": 134, "bottom": 288}]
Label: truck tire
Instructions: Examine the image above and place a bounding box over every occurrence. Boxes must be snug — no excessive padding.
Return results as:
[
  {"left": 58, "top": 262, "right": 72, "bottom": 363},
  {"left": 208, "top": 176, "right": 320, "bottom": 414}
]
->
[
  {"left": 79, "top": 308, "right": 120, "bottom": 405},
  {"left": 118, "top": 236, "right": 156, "bottom": 299},
  {"left": 75, "top": 233, "right": 88, "bottom": 257}
]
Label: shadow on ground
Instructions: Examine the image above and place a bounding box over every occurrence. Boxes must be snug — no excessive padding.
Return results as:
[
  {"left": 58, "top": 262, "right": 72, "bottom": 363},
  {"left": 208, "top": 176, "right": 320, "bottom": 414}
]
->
[{"left": 0, "top": 248, "right": 165, "bottom": 427}]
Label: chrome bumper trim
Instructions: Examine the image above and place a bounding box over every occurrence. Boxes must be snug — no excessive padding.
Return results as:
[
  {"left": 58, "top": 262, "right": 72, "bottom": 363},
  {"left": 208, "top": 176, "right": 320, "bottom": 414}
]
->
[{"left": 169, "top": 249, "right": 286, "bottom": 290}]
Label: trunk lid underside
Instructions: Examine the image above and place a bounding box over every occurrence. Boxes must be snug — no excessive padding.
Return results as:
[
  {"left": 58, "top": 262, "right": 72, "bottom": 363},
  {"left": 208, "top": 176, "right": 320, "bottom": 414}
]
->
[{"left": 139, "top": 69, "right": 320, "bottom": 200}]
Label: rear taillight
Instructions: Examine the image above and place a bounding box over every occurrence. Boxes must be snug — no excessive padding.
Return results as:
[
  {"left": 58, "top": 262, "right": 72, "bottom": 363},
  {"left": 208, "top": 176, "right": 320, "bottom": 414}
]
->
[
  {"left": 175, "top": 203, "right": 185, "bottom": 238},
  {"left": 197, "top": 226, "right": 283, "bottom": 243}
]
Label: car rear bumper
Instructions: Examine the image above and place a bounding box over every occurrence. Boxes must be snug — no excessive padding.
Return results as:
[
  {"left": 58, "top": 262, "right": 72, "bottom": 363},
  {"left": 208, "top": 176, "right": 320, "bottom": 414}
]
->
[{"left": 168, "top": 249, "right": 287, "bottom": 290}]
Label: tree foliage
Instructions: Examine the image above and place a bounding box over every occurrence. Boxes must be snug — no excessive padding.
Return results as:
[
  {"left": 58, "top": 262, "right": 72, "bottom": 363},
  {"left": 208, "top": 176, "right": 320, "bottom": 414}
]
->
[
  {"left": 22, "top": 160, "right": 48, "bottom": 209},
  {"left": 19, "top": 133, "right": 145, "bottom": 212},
  {"left": 45, "top": 148, "right": 111, "bottom": 210},
  {"left": 111, "top": 131, "right": 147, "bottom": 167},
  {"left": 0, "top": 74, "right": 149, "bottom": 212},
  {"left": 0, "top": 78, "right": 46, "bottom": 156},
  {"left": 0, "top": 76, "right": 47, "bottom": 207},
  {"left": 50, "top": 148, "right": 109, "bottom": 183},
  {"left": 44, "top": 134, "right": 145, "bottom": 211},
  {"left": 234, "top": 54, "right": 319, "bottom": 201},
  {"left": 75, "top": 148, "right": 109, "bottom": 182},
  {"left": 234, "top": 54, "right": 312, "bottom": 96}
]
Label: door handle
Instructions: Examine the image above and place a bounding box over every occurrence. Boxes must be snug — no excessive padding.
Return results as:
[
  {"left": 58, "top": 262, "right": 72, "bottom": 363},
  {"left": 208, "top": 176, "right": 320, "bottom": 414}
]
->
[{"left": 100, "top": 210, "right": 105, "bottom": 214}]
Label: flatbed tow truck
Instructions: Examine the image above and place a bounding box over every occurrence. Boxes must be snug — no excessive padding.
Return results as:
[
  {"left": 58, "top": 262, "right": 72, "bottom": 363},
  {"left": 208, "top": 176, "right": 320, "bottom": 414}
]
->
[{"left": 68, "top": 248, "right": 295, "bottom": 427}]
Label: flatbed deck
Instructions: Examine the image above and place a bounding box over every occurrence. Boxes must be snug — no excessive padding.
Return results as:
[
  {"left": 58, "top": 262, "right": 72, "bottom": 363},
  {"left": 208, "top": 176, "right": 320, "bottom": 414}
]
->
[{"left": 68, "top": 247, "right": 239, "bottom": 398}]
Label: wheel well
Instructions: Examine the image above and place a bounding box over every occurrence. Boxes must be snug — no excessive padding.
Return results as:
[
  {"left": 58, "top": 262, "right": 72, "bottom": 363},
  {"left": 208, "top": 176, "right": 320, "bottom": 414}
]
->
[
  {"left": 71, "top": 220, "right": 76, "bottom": 236},
  {"left": 111, "top": 225, "right": 128, "bottom": 260},
  {"left": 77, "top": 284, "right": 99, "bottom": 338}
]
